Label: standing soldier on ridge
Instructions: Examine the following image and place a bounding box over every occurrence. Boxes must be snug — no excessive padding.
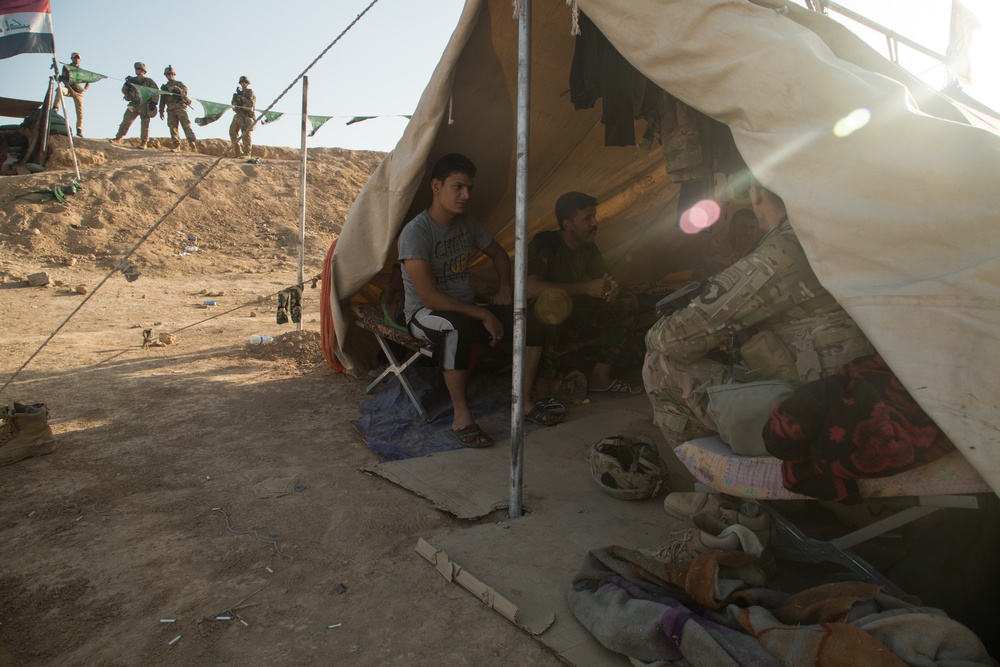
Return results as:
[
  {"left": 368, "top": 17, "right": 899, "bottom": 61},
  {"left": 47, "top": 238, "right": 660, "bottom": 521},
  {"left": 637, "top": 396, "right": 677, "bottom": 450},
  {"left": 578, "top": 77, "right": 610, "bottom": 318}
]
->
[
  {"left": 229, "top": 75, "right": 256, "bottom": 158},
  {"left": 111, "top": 62, "right": 158, "bottom": 149},
  {"left": 54, "top": 51, "right": 88, "bottom": 138},
  {"left": 159, "top": 66, "right": 199, "bottom": 153}
]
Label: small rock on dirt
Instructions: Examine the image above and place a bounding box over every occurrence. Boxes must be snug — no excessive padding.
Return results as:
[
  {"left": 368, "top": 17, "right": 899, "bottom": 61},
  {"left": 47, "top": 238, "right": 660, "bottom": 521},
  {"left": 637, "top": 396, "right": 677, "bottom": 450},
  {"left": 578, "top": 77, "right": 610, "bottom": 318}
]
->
[{"left": 28, "top": 272, "right": 51, "bottom": 286}]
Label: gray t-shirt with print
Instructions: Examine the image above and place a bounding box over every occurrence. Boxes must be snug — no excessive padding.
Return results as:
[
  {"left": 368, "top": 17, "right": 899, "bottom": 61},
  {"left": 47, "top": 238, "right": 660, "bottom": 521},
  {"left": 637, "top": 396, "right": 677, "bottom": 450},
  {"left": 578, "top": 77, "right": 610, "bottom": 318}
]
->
[{"left": 397, "top": 210, "right": 494, "bottom": 322}]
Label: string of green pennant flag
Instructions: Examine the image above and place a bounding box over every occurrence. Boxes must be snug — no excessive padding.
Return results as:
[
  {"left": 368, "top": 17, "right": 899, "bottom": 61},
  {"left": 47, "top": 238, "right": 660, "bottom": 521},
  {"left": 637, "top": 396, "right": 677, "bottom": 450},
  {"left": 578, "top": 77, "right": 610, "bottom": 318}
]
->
[{"left": 59, "top": 62, "right": 412, "bottom": 138}]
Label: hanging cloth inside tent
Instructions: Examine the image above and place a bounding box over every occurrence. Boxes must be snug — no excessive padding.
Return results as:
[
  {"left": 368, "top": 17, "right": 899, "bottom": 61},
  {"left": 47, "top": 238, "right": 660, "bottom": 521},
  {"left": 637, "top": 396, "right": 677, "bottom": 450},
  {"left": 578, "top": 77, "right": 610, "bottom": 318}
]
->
[{"left": 194, "top": 99, "right": 229, "bottom": 126}]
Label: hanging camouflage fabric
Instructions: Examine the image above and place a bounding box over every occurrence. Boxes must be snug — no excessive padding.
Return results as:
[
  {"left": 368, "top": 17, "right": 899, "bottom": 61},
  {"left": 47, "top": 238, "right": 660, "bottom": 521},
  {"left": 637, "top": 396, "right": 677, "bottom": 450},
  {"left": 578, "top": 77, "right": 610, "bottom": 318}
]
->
[{"left": 588, "top": 435, "right": 668, "bottom": 500}]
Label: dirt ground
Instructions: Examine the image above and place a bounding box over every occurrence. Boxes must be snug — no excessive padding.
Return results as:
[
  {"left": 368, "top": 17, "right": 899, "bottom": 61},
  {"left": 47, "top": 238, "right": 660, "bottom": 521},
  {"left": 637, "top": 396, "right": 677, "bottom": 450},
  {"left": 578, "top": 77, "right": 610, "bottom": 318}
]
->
[{"left": 0, "top": 138, "right": 563, "bottom": 665}]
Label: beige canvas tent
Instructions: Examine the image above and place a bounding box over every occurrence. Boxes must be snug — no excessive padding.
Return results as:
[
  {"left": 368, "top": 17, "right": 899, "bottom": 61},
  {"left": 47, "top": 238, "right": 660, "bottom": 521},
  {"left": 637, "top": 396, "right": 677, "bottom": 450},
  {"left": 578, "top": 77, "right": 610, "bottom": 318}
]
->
[{"left": 325, "top": 0, "right": 1000, "bottom": 497}]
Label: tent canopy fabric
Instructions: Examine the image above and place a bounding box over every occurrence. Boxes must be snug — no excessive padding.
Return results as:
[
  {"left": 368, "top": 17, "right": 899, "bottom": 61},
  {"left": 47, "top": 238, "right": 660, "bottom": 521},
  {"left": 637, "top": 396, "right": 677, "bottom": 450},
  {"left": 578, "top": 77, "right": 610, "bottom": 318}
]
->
[
  {"left": 326, "top": 0, "right": 1000, "bottom": 497},
  {"left": 0, "top": 95, "right": 42, "bottom": 121}
]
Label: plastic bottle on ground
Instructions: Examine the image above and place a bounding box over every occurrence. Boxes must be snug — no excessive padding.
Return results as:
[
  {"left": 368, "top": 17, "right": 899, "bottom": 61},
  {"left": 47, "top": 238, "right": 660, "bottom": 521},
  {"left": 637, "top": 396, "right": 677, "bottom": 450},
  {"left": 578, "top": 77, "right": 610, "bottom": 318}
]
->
[{"left": 248, "top": 335, "right": 275, "bottom": 345}]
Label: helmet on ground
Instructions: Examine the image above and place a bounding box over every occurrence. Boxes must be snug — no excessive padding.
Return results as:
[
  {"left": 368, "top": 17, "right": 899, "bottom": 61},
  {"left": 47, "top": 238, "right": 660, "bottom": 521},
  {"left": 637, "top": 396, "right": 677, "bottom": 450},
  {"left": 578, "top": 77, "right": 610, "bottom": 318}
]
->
[
  {"left": 239, "top": 75, "right": 250, "bottom": 85},
  {"left": 164, "top": 65, "right": 176, "bottom": 75},
  {"left": 588, "top": 435, "right": 667, "bottom": 500}
]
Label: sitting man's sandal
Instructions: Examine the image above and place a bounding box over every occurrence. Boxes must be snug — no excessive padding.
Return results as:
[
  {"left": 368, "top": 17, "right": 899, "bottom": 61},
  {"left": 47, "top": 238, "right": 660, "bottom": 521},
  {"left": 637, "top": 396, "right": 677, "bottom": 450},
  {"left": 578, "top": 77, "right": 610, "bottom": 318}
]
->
[
  {"left": 452, "top": 423, "right": 494, "bottom": 448},
  {"left": 591, "top": 379, "right": 643, "bottom": 395},
  {"left": 525, "top": 403, "right": 564, "bottom": 426},
  {"left": 535, "top": 396, "right": 566, "bottom": 417}
]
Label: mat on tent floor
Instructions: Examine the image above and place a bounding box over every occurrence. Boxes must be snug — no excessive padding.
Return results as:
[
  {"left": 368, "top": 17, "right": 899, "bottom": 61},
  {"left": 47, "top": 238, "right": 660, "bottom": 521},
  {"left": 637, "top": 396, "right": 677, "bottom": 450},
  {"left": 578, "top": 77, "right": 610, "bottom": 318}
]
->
[
  {"left": 366, "top": 399, "right": 697, "bottom": 665},
  {"left": 351, "top": 366, "right": 643, "bottom": 462}
]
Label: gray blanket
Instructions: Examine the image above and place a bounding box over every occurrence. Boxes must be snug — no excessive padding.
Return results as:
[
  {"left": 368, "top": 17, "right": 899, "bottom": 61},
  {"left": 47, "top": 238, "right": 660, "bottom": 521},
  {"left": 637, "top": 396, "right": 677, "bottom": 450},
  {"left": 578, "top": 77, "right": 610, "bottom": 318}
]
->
[{"left": 567, "top": 545, "right": 993, "bottom": 666}]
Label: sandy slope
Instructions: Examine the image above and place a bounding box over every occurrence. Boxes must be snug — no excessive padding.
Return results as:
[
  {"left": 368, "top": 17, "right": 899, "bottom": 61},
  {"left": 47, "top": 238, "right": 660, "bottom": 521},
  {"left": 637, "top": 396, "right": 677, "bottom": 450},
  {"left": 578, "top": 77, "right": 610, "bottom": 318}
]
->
[{"left": 0, "top": 138, "right": 560, "bottom": 665}]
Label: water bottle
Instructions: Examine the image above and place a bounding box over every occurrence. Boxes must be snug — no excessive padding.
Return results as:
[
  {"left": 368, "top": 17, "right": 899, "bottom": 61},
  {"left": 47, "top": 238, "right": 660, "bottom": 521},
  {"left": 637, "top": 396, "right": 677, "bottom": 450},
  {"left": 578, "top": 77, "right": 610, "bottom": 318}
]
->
[{"left": 248, "top": 335, "right": 275, "bottom": 345}]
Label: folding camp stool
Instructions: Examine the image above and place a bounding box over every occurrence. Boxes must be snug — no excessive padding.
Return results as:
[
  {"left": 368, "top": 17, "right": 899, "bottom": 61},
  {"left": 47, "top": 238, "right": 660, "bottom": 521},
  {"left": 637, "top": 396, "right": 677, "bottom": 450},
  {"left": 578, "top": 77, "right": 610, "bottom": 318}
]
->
[
  {"left": 674, "top": 435, "right": 992, "bottom": 593},
  {"left": 351, "top": 302, "right": 435, "bottom": 420}
]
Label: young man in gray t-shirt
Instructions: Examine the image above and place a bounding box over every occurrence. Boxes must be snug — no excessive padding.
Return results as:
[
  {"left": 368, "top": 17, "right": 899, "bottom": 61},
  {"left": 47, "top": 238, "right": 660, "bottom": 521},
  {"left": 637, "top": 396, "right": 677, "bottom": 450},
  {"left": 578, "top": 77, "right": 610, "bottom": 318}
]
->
[{"left": 398, "top": 153, "right": 560, "bottom": 447}]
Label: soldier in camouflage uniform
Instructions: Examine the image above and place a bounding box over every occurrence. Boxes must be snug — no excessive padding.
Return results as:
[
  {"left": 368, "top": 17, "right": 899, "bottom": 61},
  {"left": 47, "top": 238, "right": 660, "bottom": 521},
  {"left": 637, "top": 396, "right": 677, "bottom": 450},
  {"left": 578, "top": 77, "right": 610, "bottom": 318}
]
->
[
  {"left": 643, "top": 179, "right": 872, "bottom": 446},
  {"left": 158, "top": 66, "right": 199, "bottom": 152},
  {"left": 111, "top": 62, "right": 158, "bottom": 149},
  {"left": 229, "top": 75, "right": 256, "bottom": 158}
]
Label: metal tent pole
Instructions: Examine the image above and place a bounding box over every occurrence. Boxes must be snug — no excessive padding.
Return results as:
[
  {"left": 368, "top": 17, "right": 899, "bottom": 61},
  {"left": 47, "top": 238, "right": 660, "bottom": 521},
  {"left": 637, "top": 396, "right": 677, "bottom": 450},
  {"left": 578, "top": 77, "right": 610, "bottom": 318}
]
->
[
  {"left": 297, "top": 76, "right": 309, "bottom": 330},
  {"left": 509, "top": 0, "right": 531, "bottom": 520}
]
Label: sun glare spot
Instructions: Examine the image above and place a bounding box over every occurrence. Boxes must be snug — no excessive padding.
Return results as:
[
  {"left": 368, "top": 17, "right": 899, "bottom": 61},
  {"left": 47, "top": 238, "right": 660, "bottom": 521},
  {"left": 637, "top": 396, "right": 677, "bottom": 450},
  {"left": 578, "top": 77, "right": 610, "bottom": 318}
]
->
[
  {"left": 534, "top": 289, "right": 573, "bottom": 325},
  {"left": 679, "top": 200, "right": 722, "bottom": 235},
  {"left": 833, "top": 108, "right": 872, "bottom": 137}
]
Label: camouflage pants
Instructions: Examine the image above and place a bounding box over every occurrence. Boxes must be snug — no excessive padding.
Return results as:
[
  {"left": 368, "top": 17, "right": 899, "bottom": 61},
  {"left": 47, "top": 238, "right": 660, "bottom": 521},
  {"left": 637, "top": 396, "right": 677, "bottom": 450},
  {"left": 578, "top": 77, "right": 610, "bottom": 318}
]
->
[
  {"left": 537, "top": 293, "right": 638, "bottom": 379},
  {"left": 229, "top": 115, "right": 253, "bottom": 156},
  {"left": 166, "top": 108, "right": 197, "bottom": 147},
  {"left": 116, "top": 105, "right": 152, "bottom": 142},
  {"left": 642, "top": 350, "right": 730, "bottom": 447}
]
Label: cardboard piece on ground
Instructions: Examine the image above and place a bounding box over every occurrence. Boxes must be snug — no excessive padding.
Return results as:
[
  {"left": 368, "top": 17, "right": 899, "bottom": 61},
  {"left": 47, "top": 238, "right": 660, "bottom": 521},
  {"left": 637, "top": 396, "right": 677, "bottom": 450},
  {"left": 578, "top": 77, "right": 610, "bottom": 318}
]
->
[
  {"left": 365, "top": 396, "right": 695, "bottom": 520},
  {"left": 371, "top": 398, "right": 697, "bottom": 666}
]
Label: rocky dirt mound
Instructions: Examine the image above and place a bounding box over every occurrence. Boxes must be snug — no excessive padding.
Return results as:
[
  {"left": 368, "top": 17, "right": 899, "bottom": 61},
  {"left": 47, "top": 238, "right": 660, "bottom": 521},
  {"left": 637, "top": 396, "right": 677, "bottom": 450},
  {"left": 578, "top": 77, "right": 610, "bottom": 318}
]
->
[{"left": 0, "top": 136, "right": 383, "bottom": 282}]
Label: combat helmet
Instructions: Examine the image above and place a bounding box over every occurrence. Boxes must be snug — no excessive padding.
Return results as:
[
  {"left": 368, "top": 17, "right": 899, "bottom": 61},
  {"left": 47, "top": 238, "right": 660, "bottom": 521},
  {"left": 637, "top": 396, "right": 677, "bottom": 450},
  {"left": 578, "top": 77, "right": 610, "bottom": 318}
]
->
[
  {"left": 239, "top": 75, "right": 250, "bottom": 85},
  {"left": 133, "top": 61, "right": 146, "bottom": 72},
  {"left": 164, "top": 65, "right": 176, "bottom": 75},
  {"left": 588, "top": 435, "right": 667, "bottom": 500}
]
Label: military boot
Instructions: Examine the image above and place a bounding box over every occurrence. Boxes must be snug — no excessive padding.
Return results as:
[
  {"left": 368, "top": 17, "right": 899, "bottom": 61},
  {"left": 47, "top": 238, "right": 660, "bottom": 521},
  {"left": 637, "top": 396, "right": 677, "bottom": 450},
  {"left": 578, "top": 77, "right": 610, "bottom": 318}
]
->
[
  {"left": 188, "top": 140, "right": 200, "bottom": 153},
  {"left": 0, "top": 402, "right": 56, "bottom": 466}
]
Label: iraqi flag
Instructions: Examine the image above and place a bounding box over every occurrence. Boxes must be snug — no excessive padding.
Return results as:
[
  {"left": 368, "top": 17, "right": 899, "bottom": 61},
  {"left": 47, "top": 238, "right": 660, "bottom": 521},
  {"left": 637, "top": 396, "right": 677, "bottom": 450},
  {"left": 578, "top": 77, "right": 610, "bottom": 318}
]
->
[{"left": 0, "top": 0, "right": 54, "bottom": 60}]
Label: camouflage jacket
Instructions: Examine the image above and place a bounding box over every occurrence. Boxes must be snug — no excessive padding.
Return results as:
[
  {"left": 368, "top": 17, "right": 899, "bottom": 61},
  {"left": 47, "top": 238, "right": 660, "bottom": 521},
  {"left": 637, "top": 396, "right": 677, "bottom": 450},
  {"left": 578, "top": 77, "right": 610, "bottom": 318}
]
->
[
  {"left": 122, "top": 75, "right": 158, "bottom": 107},
  {"left": 646, "top": 218, "right": 851, "bottom": 366},
  {"left": 231, "top": 87, "right": 256, "bottom": 119},
  {"left": 159, "top": 80, "right": 191, "bottom": 113}
]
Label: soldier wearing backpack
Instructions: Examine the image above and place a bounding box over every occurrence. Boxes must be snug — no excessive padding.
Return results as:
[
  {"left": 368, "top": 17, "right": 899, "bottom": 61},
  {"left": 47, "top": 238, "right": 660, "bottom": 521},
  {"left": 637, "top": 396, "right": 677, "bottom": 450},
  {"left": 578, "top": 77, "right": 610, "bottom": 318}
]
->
[
  {"left": 110, "top": 62, "right": 158, "bottom": 149},
  {"left": 229, "top": 75, "right": 256, "bottom": 158},
  {"left": 159, "top": 66, "right": 198, "bottom": 152}
]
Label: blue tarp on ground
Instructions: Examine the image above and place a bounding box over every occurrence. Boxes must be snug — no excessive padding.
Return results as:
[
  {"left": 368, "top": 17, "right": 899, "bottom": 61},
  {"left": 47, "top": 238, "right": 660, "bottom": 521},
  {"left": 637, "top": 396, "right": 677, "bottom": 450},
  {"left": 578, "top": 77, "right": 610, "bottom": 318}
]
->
[{"left": 351, "top": 366, "right": 539, "bottom": 461}]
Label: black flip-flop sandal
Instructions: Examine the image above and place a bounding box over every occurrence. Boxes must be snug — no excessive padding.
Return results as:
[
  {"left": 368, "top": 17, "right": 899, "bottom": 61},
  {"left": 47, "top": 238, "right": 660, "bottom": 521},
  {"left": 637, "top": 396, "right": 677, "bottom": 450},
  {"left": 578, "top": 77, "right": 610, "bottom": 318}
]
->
[
  {"left": 452, "top": 423, "right": 494, "bottom": 448},
  {"left": 525, "top": 404, "right": 563, "bottom": 426}
]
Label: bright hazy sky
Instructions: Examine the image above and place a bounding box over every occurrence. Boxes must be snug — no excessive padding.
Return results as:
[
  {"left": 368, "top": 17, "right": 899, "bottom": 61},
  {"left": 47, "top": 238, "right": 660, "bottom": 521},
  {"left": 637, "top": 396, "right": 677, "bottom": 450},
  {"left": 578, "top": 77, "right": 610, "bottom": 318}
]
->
[{"left": 2, "top": 1, "right": 998, "bottom": 151}]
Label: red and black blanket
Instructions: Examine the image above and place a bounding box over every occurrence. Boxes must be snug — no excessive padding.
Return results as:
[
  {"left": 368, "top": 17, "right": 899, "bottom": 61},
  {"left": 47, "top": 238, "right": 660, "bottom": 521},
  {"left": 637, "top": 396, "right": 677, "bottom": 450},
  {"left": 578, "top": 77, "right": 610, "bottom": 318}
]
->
[{"left": 762, "top": 354, "right": 955, "bottom": 504}]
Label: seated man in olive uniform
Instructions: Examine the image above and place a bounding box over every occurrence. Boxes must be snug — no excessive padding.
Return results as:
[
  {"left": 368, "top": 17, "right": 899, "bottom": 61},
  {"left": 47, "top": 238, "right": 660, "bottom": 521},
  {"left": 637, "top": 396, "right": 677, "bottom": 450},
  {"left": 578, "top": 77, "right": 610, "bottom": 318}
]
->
[{"left": 527, "top": 191, "right": 641, "bottom": 396}]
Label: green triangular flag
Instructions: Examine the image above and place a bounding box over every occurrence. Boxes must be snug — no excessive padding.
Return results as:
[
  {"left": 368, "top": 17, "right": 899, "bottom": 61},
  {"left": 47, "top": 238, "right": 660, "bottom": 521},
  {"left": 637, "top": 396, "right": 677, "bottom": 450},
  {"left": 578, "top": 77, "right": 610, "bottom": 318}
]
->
[
  {"left": 65, "top": 64, "right": 106, "bottom": 85},
  {"left": 259, "top": 110, "right": 284, "bottom": 125},
  {"left": 346, "top": 115, "right": 376, "bottom": 126},
  {"left": 195, "top": 99, "right": 229, "bottom": 126},
  {"left": 129, "top": 84, "right": 161, "bottom": 105},
  {"left": 307, "top": 115, "right": 332, "bottom": 137}
]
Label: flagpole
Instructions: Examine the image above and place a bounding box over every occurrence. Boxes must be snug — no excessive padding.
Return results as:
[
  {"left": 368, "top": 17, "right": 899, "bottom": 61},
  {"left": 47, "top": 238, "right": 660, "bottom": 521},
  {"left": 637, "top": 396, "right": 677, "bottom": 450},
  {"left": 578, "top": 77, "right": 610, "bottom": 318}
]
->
[
  {"left": 47, "top": 13, "right": 81, "bottom": 181},
  {"left": 297, "top": 76, "right": 309, "bottom": 329}
]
